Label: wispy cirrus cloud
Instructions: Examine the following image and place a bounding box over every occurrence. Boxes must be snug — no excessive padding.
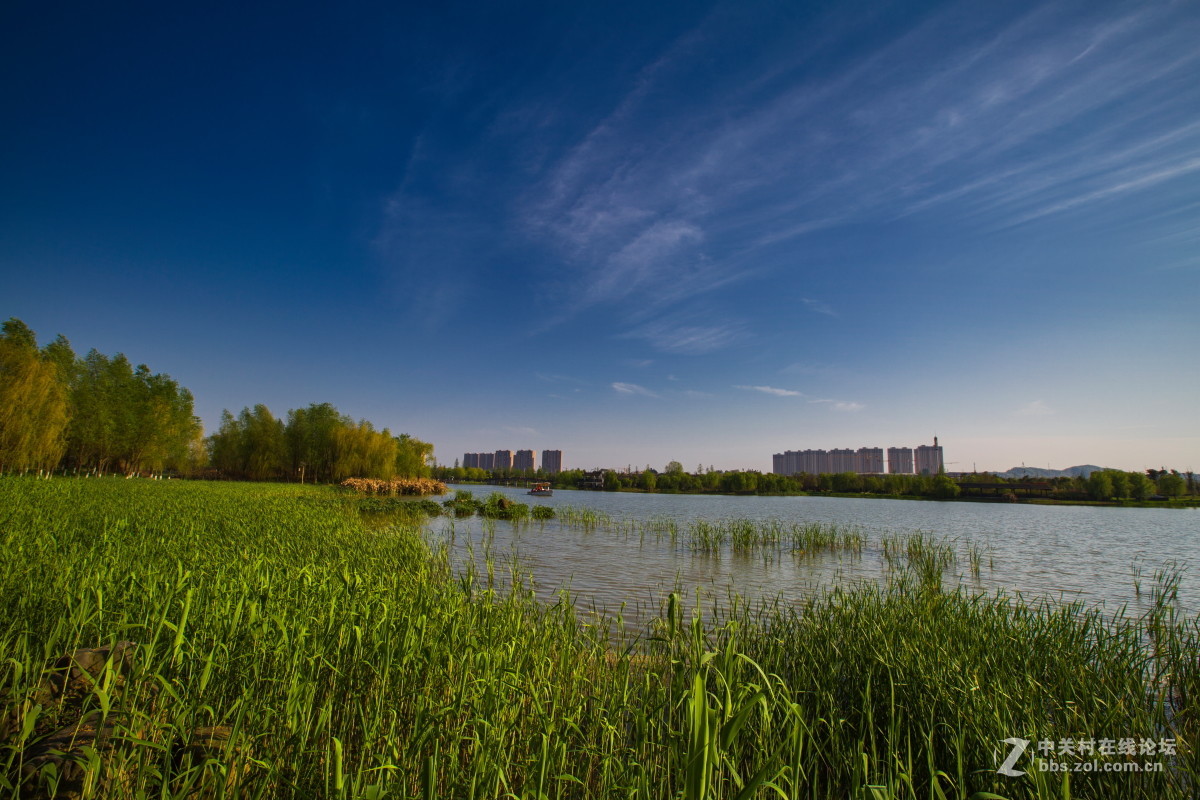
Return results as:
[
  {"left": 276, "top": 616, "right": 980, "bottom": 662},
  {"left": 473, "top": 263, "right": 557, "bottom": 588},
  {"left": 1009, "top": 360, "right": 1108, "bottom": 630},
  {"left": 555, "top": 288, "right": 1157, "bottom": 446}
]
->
[
  {"left": 620, "top": 315, "right": 746, "bottom": 355},
  {"left": 1014, "top": 399, "right": 1054, "bottom": 417},
  {"left": 535, "top": 372, "right": 588, "bottom": 385},
  {"left": 612, "top": 382, "right": 659, "bottom": 397},
  {"left": 377, "top": 0, "right": 1200, "bottom": 354},
  {"left": 812, "top": 399, "right": 865, "bottom": 413},
  {"left": 801, "top": 298, "right": 837, "bottom": 317},
  {"left": 504, "top": 425, "right": 540, "bottom": 437},
  {"left": 517, "top": 1, "right": 1200, "bottom": 278},
  {"left": 735, "top": 384, "right": 802, "bottom": 397},
  {"left": 734, "top": 384, "right": 863, "bottom": 411},
  {"left": 1003, "top": 156, "right": 1200, "bottom": 228},
  {"left": 585, "top": 220, "right": 704, "bottom": 304}
]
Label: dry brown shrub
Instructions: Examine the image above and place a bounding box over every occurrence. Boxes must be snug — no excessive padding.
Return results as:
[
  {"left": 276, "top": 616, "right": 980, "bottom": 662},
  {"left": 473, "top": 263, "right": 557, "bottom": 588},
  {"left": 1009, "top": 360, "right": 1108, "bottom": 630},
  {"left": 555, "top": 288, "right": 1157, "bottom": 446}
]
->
[{"left": 339, "top": 477, "right": 447, "bottom": 496}]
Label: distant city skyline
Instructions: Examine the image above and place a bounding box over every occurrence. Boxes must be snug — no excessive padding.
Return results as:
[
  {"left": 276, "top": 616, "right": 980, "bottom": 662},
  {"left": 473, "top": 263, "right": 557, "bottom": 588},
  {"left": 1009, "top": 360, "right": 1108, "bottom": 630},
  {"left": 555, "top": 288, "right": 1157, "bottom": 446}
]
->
[
  {"left": 462, "top": 449, "right": 564, "bottom": 474},
  {"left": 774, "top": 439, "right": 943, "bottom": 476},
  {"left": 1, "top": 1, "right": 1196, "bottom": 474}
]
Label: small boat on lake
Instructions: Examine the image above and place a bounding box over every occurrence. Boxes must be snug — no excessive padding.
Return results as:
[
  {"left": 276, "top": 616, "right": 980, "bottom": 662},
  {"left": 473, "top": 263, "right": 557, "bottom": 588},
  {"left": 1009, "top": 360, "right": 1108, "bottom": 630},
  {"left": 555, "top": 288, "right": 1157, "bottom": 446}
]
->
[{"left": 528, "top": 482, "right": 553, "bottom": 496}]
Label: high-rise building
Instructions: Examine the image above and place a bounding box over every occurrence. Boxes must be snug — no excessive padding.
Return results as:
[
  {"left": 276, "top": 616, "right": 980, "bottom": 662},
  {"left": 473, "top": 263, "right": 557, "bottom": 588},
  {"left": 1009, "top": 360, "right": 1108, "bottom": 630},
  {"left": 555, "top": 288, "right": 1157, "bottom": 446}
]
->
[
  {"left": 887, "top": 447, "right": 914, "bottom": 474},
  {"left": 479, "top": 452, "right": 495, "bottom": 470},
  {"left": 541, "top": 450, "right": 562, "bottom": 474},
  {"left": 802, "top": 449, "right": 828, "bottom": 474},
  {"left": 914, "top": 437, "right": 944, "bottom": 475},
  {"left": 463, "top": 452, "right": 479, "bottom": 469},
  {"left": 829, "top": 448, "right": 856, "bottom": 473},
  {"left": 773, "top": 450, "right": 806, "bottom": 475},
  {"left": 513, "top": 449, "right": 537, "bottom": 472},
  {"left": 772, "top": 449, "right": 832, "bottom": 475},
  {"left": 493, "top": 450, "right": 513, "bottom": 470},
  {"left": 855, "top": 447, "right": 884, "bottom": 474}
]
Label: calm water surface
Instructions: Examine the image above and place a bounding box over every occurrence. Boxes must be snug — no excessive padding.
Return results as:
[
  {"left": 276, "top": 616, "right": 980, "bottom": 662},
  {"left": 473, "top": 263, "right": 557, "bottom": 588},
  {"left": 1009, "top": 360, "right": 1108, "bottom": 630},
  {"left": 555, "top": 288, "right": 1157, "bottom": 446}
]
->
[{"left": 425, "top": 485, "right": 1198, "bottom": 621}]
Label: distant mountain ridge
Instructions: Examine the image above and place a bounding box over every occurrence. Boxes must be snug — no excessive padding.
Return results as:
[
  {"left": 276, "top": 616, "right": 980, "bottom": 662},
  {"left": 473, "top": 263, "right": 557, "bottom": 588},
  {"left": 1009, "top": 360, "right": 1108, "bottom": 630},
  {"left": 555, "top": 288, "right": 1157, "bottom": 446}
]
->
[{"left": 990, "top": 465, "right": 1110, "bottom": 479}]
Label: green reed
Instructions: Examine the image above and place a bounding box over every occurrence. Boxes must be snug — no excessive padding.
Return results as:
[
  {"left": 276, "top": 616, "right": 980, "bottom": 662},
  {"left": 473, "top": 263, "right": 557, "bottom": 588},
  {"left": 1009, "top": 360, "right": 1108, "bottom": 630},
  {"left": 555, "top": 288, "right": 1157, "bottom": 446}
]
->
[
  {"left": 607, "top": 517, "right": 867, "bottom": 556},
  {"left": 554, "top": 505, "right": 614, "bottom": 529},
  {"left": 1, "top": 477, "right": 1196, "bottom": 799}
]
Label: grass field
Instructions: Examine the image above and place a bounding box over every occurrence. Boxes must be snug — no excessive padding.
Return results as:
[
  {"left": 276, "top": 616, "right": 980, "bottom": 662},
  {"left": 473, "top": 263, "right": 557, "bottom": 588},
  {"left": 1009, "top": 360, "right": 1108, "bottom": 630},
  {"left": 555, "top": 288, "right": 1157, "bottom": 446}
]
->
[{"left": 0, "top": 477, "right": 1195, "bottom": 799}]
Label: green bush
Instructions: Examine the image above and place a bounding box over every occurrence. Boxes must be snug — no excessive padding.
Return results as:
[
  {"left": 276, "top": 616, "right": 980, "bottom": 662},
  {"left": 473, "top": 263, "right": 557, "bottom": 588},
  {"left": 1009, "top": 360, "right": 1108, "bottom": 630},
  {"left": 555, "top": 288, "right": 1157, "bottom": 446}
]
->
[
  {"left": 355, "top": 495, "right": 442, "bottom": 520},
  {"left": 442, "top": 489, "right": 483, "bottom": 517},
  {"left": 481, "top": 491, "right": 529, "bottom": 519}
]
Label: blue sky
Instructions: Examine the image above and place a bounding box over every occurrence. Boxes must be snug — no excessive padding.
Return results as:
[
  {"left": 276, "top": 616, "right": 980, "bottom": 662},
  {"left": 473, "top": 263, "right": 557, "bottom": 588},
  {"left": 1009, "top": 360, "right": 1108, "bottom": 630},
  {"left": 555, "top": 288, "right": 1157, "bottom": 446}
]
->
[{"left": 3, "top": 0, "right": 1198, "bottom": 473}]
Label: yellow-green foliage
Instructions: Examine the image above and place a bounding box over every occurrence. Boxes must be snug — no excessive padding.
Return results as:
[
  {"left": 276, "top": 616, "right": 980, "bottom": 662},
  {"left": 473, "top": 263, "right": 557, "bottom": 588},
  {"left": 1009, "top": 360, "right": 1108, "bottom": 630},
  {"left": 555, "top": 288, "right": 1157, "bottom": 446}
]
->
[
  {"left": 211, "top": 403, "right": 435, "bottom": 483},
  {"left": 0, "top": 478, "right": 1195, "bottom": 799},
  {"left": 331, "top": 422, "right": 399, "bottom": 482},
  {"left": 0, "top": 338, "right": 68, "bottom": 474},
  {"left": 0, "top": 317, "right": 201, "bottom": 477}
]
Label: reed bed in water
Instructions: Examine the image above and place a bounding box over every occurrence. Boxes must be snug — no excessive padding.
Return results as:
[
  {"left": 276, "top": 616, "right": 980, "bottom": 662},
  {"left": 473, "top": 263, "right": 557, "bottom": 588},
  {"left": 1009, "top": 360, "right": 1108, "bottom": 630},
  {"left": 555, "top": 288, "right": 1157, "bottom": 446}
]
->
[
  {"left": 552, "top": 510, "right": 865, "bottom": 556},
  {"left": 688, "top": 519, "right": 865, "bottom": 555},
  {"left": 554, "top": 505, "right": 615, "bottom": 529},
  {"left": 1, "top": 477, "right": 1196, "bottom": 799},
  {"left": 881, "top": 531, "right": 958, "bottom": 589},
  {"left": 340, "top": 477, "right": 447, "bottom": 496}
]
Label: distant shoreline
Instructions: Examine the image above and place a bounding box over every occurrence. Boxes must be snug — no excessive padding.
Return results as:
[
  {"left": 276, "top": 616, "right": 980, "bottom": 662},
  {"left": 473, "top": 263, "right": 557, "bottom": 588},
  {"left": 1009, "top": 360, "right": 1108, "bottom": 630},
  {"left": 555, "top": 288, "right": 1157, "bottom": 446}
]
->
[{"left": 448, "top": 481, "right": 1200, "bottom": 509}]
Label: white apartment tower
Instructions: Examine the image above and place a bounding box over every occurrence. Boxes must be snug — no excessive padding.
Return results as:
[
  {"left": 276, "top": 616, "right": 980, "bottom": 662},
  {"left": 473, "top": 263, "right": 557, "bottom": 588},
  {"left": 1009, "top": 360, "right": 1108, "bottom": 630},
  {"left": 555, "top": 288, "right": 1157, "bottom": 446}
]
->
[
  {"left": 829, "top": 448, "right": 856, "bottom": 473},
  {"left": 513, "top": 449, "right": 537, "bottom": 472},
  {"left": 914, "top": 437, "right": 944, "bottom": 476},
  {"left": 855, "top": 447, "right": 884, "bottom": 474},
  {"left": 887, "top": 447, "right": 914, "bottom": 474}
]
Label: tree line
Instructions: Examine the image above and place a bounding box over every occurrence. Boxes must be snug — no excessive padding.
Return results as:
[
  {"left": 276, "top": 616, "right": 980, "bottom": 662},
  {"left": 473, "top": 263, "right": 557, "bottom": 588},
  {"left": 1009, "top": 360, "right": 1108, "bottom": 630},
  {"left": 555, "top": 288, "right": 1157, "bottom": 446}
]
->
[
  {"left": 0, "top": 317, "right": 433, "bottom": 481},
  {"left": 1084, "top": 468, "right": 1190, "bottom": 501},
  {"left": 0, "top": 318, "right": 201, "bottom": 476},
  {"left": 206, "top": 403, "right": 432, "bottom": 482},
  {"left": 434, "top": 462, "right": 966, "bottom": 497},
  {"left": 435, "top": 461, "right": 1197, "bottom": 501}
]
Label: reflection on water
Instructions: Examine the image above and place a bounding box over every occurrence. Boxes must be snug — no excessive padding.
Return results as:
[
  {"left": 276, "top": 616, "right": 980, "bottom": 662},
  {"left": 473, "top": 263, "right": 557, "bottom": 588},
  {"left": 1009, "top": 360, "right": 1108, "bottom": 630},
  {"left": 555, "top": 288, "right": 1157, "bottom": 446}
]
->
[{"left": 423, "top": 485, "right": 1197, "bottom": 622}]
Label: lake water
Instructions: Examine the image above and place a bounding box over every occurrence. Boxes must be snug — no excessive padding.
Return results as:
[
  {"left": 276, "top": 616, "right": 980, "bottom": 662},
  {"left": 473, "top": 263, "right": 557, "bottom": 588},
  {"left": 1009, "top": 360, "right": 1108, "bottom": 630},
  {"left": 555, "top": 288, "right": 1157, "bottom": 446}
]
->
[{"left": 425, "top": 485, "right": 1198, "bottom": 622}]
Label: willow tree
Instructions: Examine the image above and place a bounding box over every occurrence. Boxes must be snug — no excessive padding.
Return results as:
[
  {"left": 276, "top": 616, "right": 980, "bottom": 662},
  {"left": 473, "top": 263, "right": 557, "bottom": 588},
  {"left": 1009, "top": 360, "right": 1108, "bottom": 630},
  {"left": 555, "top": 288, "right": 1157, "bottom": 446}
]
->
[
  {"left": 205, "top": 405, "right": 287, "bottom": 480},
  {"left": 65, "top": 350, "right": 200, "bottom": 475},
  {"left": 239, "top": 404, "right": 287, "bottom": 481},
  {"left": 332, "top": 421, "right": 397, "bottom": 481},
  {"left": 286, "top": 403, "right": 350, "bottom": 483},
  {"left": 121, "top": 365, "right": 203, "bottom": 475},
  {"left": 207, "top": 410, "right": 242, "bottom": 476},
  {"left": 66, "top": 350, "right": 129, "bottom": 473},
  {"left": 0, "top": 318, "right": 70, "bottom": 474},
  {"left": 394, "top": 433, "right": 433, "bottom": 477}
]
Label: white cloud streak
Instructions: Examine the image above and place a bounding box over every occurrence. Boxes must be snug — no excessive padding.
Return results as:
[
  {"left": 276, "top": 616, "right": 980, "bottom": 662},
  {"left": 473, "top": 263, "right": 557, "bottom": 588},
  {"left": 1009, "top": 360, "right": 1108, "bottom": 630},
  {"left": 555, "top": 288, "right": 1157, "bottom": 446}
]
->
[
  {"left": 733, "top": 385, "right": 863, "bottom": 411},
  {"left": 810, "top": 398, "right": 866, "bottom": 412},
  {"left": 611, "top": 382, "right": 659, "bottom": 397},
  {"left": 1014, "top": 400, "right": 1054, "bottom": 417},
  {"left": 801, "top": 298, "right": 837, "bottom": 317},
  {"left": 735, "top": 385, "right": 803, "bottom": 397},
  {"left": 504, "top": 426, "right": 540, "bottom": 437},
  {"left": 620, "top": 315, "right": 746, "bottom": 354}
]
